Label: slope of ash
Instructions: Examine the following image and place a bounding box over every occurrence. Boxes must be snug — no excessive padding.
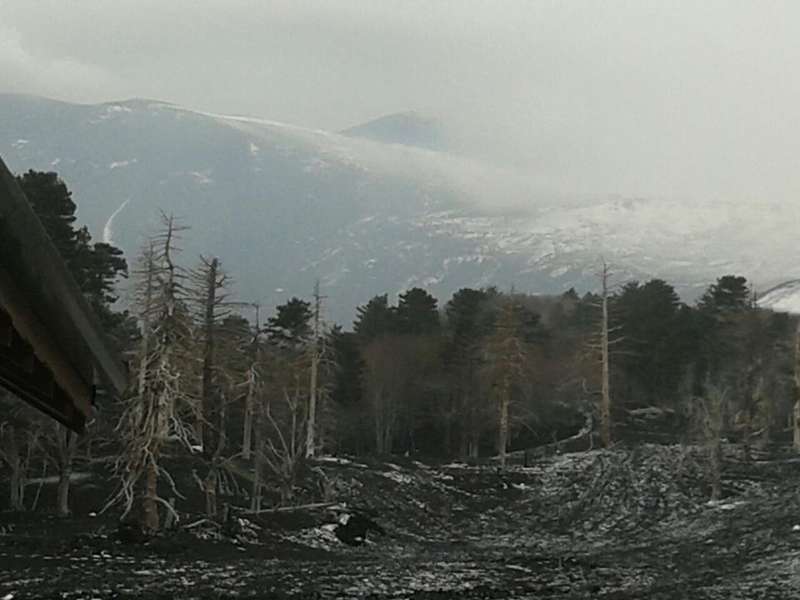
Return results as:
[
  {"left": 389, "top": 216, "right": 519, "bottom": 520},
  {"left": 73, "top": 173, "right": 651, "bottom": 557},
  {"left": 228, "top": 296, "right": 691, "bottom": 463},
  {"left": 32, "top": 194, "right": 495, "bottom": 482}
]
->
[{"left": 2, "top": 443, "right": 800, "bottom": 598}]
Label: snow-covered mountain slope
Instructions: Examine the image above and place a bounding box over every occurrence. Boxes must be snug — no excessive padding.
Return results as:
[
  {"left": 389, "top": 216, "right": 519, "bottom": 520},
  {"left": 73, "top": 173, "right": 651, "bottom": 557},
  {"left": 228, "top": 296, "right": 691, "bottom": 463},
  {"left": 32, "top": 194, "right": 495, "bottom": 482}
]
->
[
  {"left": 758, "top": 280, "right": 800, "bottom": 315},
  {"left": 1, "top": 93, "right": 798, "bottom": 324}
]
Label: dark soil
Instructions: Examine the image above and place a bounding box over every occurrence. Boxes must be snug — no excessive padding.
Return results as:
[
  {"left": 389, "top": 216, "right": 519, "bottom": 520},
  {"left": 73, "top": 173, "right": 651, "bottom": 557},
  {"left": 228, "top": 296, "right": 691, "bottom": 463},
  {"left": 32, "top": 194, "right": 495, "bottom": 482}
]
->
[{"left": 3, "top": 445, "right": 800, "bottom": 598}]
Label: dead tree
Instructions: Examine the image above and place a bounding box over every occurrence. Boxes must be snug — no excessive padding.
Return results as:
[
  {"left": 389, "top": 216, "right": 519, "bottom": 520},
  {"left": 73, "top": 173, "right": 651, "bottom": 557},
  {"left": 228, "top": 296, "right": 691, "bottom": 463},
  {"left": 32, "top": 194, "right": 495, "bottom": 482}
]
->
[
  {"left": 586, "top": 261, "right": 623, "bottom": 448},
  {"left": 242, "top": 303, "right": 261, "bottom": 461},
  {"left": 0, "top": 418, "right": 41, "bottom": 511},
  {"left": 254, "top": 351, "right": 308, "bottom": 504},
  {"left": 697, "top": 382, "right": 727, "bottom": 501},
  {"left": 483, "top": 296, "right": 528, "bottom": 468},
  {"left": 305, "top": 280, "right": 325, "bottom": 458},
  {"left": 794, "top": 321, "right": 800, "bottom": 451},
  {"left": 107, "top": 215, "right": 193, "bottom": 531},
  {"left": 189, "top": 256, "right": 231, "bottom": 517}
]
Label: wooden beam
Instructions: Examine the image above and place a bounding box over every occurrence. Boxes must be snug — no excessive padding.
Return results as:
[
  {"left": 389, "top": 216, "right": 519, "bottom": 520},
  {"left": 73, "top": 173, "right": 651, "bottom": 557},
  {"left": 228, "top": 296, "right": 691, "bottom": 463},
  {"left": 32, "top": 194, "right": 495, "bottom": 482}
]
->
[{"left": 0, "top": 266, "right": 92, "bottom": 419}]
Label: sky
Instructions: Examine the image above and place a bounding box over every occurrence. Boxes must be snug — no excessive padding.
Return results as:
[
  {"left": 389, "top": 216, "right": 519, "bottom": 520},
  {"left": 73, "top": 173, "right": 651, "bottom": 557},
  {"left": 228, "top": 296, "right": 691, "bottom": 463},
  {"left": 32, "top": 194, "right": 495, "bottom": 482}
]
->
[{"left": 2, "top": 1, "right": 800, "bottom": 204}]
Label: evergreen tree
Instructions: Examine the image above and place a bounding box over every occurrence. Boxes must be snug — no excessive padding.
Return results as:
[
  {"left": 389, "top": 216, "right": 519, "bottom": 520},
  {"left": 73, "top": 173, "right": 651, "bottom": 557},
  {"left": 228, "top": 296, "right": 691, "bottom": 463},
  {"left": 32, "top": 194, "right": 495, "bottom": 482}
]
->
[
  {"left": 353, "top": 294, "right": 396, "bottom": 340},
  {"left": 17, "top": 170, "right": 128, "bottom": 309},
  {"left": 396, "top": 287, "right": 439, "bottom": 335},
  {"left": 615, "top": 279, "right": 696, "bottom": 407},
  {"left": 441, "top": 288, "right": 497, "bottom": 457},
  {"left": 266, "top": 297, "right": 312, "bottom": 344}
]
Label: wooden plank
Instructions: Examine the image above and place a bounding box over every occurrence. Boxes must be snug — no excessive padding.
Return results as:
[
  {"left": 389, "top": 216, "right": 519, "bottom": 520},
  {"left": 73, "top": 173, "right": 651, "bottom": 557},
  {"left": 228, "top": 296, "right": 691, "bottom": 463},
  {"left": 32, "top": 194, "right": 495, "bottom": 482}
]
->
[{"left": 0, "top": 265, "right": 93, "bottom": 421}]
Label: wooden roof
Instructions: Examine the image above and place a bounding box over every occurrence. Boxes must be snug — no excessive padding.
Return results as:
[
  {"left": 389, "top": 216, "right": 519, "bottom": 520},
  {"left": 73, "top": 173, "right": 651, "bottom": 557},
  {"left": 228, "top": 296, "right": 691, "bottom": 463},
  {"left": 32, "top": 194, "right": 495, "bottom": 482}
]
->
[{"left": 0, "top": 156, "right": 127, "bottom": 432}]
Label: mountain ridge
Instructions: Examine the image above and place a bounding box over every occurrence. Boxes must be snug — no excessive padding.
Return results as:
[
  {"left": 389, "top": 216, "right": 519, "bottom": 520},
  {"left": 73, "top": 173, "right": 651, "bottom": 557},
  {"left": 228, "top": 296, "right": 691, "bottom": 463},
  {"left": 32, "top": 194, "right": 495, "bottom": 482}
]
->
[{"left": 1, "top": 93, "right": 798, "bottom": 323}]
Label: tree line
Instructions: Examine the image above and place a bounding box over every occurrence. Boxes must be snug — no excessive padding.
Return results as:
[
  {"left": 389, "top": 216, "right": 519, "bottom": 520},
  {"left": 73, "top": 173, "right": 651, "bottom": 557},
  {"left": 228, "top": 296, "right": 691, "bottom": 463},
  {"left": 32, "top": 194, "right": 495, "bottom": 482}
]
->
[{"left": 1, "top": 170, "right": 798, "bottom": 524}]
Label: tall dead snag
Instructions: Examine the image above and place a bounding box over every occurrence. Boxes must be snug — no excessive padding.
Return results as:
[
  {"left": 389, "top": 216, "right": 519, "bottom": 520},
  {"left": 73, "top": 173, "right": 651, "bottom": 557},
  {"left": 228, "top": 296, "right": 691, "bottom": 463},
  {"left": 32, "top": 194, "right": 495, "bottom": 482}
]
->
[
  {"left": 109, "top": 215, "right": 193, "bottom": 532},
  {"left": 250, "top": 391, "right": 264, "bottom": 511},
  {"left": 586, "top": 261, "right": 622, "bottom": 448},
  {"left": 483, "top": 297, "right": 528, "bottom": 468},
  {"left": 306, "top": 281, "right": 324, "bottom": 458},
  {"left": 697, "top": 382, "right": 727, "bottom": 501},
  {"left": 794, "top": 322, "right": 800, "bottom": 451},
  {"left": 189, "top": 256, "right": 231, "bottom": 517},
  {"left": 599, "top": 262, "right": 612, "bottom": 447},
  {"left": 242, "top": 303, "right": 261, "bottom": 461}
]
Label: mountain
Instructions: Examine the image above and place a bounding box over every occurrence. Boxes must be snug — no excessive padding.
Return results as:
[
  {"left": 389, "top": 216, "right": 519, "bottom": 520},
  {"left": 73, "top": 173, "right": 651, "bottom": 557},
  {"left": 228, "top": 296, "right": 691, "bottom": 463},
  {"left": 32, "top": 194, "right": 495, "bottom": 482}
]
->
[
  {"left": 341, "top": 111, "right": 448, "bottom": 151},
  {"left": 0, "top": 93, "right": 797, "bottom": 324},
  {"left": 758, "top": 280, "right": 800, "bottom": 314}
]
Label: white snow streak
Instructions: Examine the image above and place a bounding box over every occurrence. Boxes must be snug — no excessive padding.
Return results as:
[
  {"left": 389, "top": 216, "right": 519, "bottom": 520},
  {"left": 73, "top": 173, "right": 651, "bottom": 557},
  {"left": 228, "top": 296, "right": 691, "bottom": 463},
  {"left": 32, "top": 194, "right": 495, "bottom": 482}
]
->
[
  {"left": 103, "top": 198, "right": 131, "bottom": 245},
  {"left": 109, "top": 158, "right": 137, "bottom": 169}
]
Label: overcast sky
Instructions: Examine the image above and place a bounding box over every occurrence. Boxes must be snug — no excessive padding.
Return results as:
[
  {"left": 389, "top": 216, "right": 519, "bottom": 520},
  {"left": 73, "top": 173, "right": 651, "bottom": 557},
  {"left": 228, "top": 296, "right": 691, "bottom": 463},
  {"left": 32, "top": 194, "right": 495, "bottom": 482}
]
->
[{"left": 3, "top": 1, "right": 800, "bottom": 204}]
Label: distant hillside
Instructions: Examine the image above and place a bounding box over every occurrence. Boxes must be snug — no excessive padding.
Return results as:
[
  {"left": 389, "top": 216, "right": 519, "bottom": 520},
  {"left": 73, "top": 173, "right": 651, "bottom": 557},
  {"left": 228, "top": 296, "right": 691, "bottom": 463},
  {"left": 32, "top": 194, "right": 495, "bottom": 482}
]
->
[
  {"left": 1, "top": 93, "right": 797, "bottom": 323},
  {"left": 341, "top": 111, "right": 448, "bottom": 151}
]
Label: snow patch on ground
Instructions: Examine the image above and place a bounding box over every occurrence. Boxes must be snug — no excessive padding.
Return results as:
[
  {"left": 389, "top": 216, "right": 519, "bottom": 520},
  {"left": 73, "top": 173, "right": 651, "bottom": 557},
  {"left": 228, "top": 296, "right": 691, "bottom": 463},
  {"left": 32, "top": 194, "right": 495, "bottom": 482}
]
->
[
  {"left": 283, "top": 524, "right": 341, "bottom": 551},
  {"left": 381, "top": 470, "right": 415, "bottom": 485}
]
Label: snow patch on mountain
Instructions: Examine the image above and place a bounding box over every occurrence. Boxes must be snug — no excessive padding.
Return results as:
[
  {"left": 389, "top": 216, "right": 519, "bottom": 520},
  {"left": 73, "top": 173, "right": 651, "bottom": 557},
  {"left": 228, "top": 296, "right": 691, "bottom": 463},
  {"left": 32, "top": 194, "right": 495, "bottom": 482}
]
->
[
  {"left": 109, "top": 159, "right": 137, "bottom": 169},
  {"left": 103, "top": 198, "right": 131, "bottom": 245},
  {"left": 758, "top": 280, "right": 800, "bottom": 315}
]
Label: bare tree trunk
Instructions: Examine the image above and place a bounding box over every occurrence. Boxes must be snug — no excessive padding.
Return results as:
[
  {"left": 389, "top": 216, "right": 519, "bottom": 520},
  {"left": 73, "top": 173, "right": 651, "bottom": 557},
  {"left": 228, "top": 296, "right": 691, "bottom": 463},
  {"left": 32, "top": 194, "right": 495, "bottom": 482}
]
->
[
  {"left": 10, "top": 465, "right": 23, "bottom": 511},
  {"left": 200, "top": 258, "right": 219, "bottom": 455},
  {"left": 56, "top": 425, "right": 76, "bottom": 517},
  {"left": 3, "top": 426, "right": 25, "bottom": 511},
  {"left": 57, "top": 464, "right": 71, "bottom": 516},
  {"left": 306, "top": 281, "right": 322, "bottom": 458},
  {"left": 250, "top": 405, "right": 263, "bottom": 512},
  {"left": 794, "top": 323, "right": 800, "bottom": 451},
  {"left": 703, "top": 384, "right": 726, "bottom": 501},
  {"left": 143, "top": 460, "right": 159, "bottom": 531},
  {"left": 243, "top": 367, "right": 255, "bottom": 460},
  {"left": 600, "top": 262, "right": 612, "bottom": 448},
  {"left": 374, "top": 391, "right": 385, "bottom": 454},
  {"left": 205, "top": 469, "right": 218, "bottom": 517},
  {"left": 9, "top": 449, "right": 25, "bottom": 511},
  {"left": 243, "top": 304, "right": 261, "bottom": 461},
  {"left": 498, "top": 379, "right": 510, "bottom": 468}
]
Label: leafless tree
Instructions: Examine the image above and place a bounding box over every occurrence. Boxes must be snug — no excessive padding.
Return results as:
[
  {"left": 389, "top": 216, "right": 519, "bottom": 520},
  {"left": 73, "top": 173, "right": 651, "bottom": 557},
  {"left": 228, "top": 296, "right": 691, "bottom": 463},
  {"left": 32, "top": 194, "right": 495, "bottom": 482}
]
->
[
  {"left": 585, "top": 261, "right": 624, "bottom": 448},
  {"left": 254, "top": 351, "right": 308, "bottom": 504},
  {"left": 482, "top": 296, "right": 528, "bottom": 468},
  {"left": 305, "top": 280, "right": 325, "bottom": 458},
  {"left": 188, "top": 256, "right": 232, "bottom": 516},
  {"left": 0, "top": 411, "right": 42, "bottom": 511},
  {"left": 105, "top": 215, "right": 194, "bottom": 531},
  {"left": 695, "top": 381, "right": 727, "bottom": 501}
]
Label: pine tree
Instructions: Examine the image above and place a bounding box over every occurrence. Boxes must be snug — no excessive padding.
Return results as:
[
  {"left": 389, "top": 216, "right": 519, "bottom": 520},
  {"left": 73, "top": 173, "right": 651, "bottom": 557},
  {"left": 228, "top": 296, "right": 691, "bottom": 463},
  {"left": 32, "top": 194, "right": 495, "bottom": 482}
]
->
[
  {"left": 353, "top": 294, "right": 396, "bottom": 340},
  {"left": 396, "top": 287, "right": 439, "bottom": 335}
]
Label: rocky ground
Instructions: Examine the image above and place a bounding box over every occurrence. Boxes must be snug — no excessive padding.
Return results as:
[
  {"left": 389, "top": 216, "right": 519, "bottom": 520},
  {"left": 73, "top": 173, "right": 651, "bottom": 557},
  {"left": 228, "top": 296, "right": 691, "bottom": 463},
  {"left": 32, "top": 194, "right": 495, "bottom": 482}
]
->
[{"left": 2, "top": 444, "right": 800, "bottom": 598}]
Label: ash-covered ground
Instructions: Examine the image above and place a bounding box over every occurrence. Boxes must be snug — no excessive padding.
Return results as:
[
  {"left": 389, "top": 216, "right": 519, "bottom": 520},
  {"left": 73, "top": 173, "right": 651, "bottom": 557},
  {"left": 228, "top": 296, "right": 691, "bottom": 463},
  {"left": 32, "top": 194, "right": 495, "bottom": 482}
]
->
[{"left": 3, "top": 444, "right": 800, "bottom": 599}]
